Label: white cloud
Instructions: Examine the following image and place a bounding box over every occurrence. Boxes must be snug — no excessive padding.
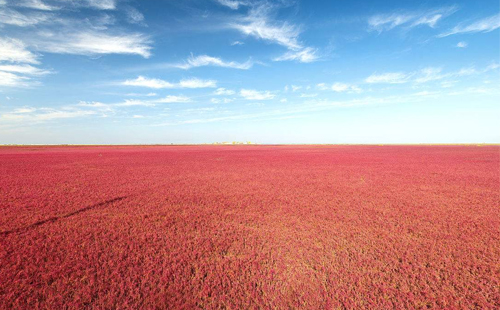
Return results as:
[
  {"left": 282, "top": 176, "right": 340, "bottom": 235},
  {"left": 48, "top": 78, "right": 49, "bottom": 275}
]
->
[
  {"left": 87, "top": 0, "right": 116, "bottom": 10},
  {"left": 115, "top": 99, "right": 155, "bottom": 107},
  {"left": 231, "top": 41, "right": 244, "bottom": 46},
  {"left": 317, "top": 82, "right": 362, "bottom": 93},
  {"left": 179, "top": 78, "right": 217, "bottom": 88},
  {"left": 0, "top": 8, "right": 53, "bottom": 27},
  {"left": 486, "top": 62, "right": 500, "bottom": 71},
  {"left": 369, "top": 14, "right": 413, "bottom": 31},
  {"left": 229, "top": 5, "right": 318, "bottom": 64},
  {"left": 125, "top": 92, "right": 157, "bottom": 97},
  {"left": 15, "top": 0, "right": 59, "bottom": 11},
  {"left": 123, "top": 76, "right": 174, "bottom": 89},
  {"left": 77, "top": 101, "right": 112, "bottom": 109},
  {"left": 229, "top": 6, "right": 302, "bottom": 50},
  {"left": 0, "top": 64, "right": 50, "bottom": 75},
  {"left": 214, "top": 88, "right": 235, "bottom": 95},
  {"left": 0, "top": 39, "right": 50, "bottom": 87},
  {"left": 273, "top": 47, "right": 319, "bottom": 63},
  {"left": 216, "top": 0, "right": 247, "bottom": 10},
  {"left": 456, "top": 41, "right": 468, "bottom": 48},
  {"left": 174, "top": 55, "right": 253, "bottom": 70},
  {"left": 438, "top": 13, "right": 500, "bottom": 37},
  {"left": 0, "top": 71, "right": 30, "bottom": 87},
  {"left": 412, "top": 14, "right": 442, "bottom": 28},
  {"left": 299, "top": 93, "right": 318, "bottom": 98},
  {"left": 240, "top": 89, "right": 275, "bottom": 100},
  {"left": 211, "top": 98, "right": 221, "bottom": 104},
  {"left": 365, "top": 63, "right": 499, "bottom": 86},
  {"left": 414, "top": 67, "right": 444, "bottom": 83},
  {"left": 365, "top": 72, "right": 411, "bottom": 84},
  {"left": 36, "top": 31, "right": 152, "bottom": 58},
  {"left": 0, "top": 38, "right": 39, "bottom": 64},
  {"left": 291, "top": 85, "right": 301, "bottom": 92},
  {"left": 12, "top": 107, "right": 37, "bottom": 113},
  {"left": 331, "top": 83, "right": 363, "bottom": 93},
  {"left": 1, "top": 108, "right": 95, "bottom": 122},
  {"left": 125, "top": 6, "right": 145, "bottom": 24},
  {"left": 122, "top": 76, "right": 216, "bottom": 89},
  {"left": 132, "top": 115, "right": 144, "bottom": 118},
  {"left": 368, "top": 7, "right": 456, "bottom": 32},
  {"left": 155, "top": 95, "right": 191, "bottom": 103}
]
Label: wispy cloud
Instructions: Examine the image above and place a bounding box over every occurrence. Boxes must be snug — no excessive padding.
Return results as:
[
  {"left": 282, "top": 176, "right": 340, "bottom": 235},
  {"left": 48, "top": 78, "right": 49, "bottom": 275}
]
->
[
  {"left": 86, "top": 0, "right": 116, "bottom": 10},
  {"left": 174, "top": 55, "right": 253, "bottom": 70},
  {"left": 114, "top": 99, "right": 155, "bottom": 107},
  {"left": 125, "top": 6, "right": 145, "bottom": 25},
  {"left": 213, "top": 88, "right": 235, "bottom": 95},
  {"left": 438, "top": 13, "right": 500, "bottom": 37},
  {"left": 0, "top": 38, "right": 51, "bottom": 87},
  {"left": 154, "top": 94, "right": 440, "bottom": 127},
  {"left": 178, "top": 78, "right": 217, "bottom": 88},
  {"left": 299, "top": 93, "right": 318, "bottom": 98},
  {"left": 365, "top": 72, "right": 411, "bottom": 84},
  {"left": 240, "top": 89, "right": 275, "bottom": 100},
  {"left": 365, "top": 63, "right": 500, "bottom": 85},
  {"left": 317, "top": 82, "right": 362, "bottom": 93},
  {"left": 273, "top": 47, "right": 319, "bottom": 63},
  {"left": 0, "top": 8, "right": 53, "bottom": 27},
  {"left": 0, "top": 64, "right": 51, "bottom": 75},
  {"left": 1, "top": 108, "right": 96, "bottom": 122},
  {"left": 34, "top": 31, "right": 152, "bottom": 58},
  {"left": 123, "top": 76, "right": 174, "bottom": 89},
  {"left": 0, "top": 71, "right": 30, "bottom": 87},
  {"left": 368, "top": 6, "right": 457, "bottom": 32},
  {"left": 229, "top": 7, "right": 302, "bottom": 50},
  {"left": 216, "top": 0, "right": 247, "bottom": 10},
  {"left": 0, "top": 38, "right": 39, "bottom": 64},
  {"left": 228, "top": 3, "right": 319, "bottom": 63},
  {"left": 15, "top": 0, "right": 59, "bottom": 11},
  {"left": 413, "top": 67, "right": 444, "bottom": 83},
  {"left": 456, "top": 41, "right": 468, "bottom": 48},
  {"left": 155, "top": 95, "right": 191, "bottom": 103},
  {"left": 123, "top": 76, "right": 217, "bottom": 89},
  {"left": 78, "top": 95, "right": 192, "bottom": 110},
  {"left": 210, "top": 98, "right": 233, "bottom": 104}
]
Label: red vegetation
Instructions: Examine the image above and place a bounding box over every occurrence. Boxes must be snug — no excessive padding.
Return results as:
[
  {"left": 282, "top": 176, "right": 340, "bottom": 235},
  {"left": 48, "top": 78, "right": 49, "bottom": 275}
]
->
[{"left": 1, "top": 145, "right": 499, "bottom": 309}]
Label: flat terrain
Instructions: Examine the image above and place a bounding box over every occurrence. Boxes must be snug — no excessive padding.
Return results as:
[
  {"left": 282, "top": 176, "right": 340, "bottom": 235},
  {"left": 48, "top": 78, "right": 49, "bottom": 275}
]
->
[{"left": 0, "top": 145, "right": 499, "bottom": 309}]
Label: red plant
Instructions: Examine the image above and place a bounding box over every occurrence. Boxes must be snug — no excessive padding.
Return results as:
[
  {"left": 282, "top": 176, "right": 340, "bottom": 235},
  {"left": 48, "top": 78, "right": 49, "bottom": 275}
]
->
[{"left": 1, "top": 145, "right": 499, "bottom": 309}]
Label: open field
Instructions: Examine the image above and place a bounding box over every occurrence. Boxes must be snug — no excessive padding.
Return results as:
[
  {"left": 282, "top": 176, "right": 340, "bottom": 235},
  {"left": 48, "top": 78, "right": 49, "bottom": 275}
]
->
[{"left": 0, "top": 145, "right": 499, "bottom": 309}]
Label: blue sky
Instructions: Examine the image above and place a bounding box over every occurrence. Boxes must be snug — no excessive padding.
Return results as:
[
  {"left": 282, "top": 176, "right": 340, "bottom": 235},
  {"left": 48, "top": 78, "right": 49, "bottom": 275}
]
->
[{"left": 0, "top": 0, "right": 499, "bottom": 144}]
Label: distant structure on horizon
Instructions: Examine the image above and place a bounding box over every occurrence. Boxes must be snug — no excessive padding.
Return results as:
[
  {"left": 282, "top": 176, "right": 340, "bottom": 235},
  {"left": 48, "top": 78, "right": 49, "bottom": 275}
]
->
[{"left": 212, "top": 141, "right": 255, "bottom": 145}]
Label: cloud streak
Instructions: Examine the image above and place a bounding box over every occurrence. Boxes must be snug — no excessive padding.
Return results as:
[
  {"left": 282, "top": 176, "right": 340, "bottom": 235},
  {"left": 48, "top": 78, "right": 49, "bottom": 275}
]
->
[
  {"left": 365, "top": 63, "right": 500, "bottom": 85},
  {"left": 174, "top": 55, "right": 253, "bottom": 70},
  {"left": 365, "top": 72, "right": 411, "bottom": 84},
  {"left": 368, "top": 6, "right": 457, "bottom": 32},
  {"left": 229, "top": 4, "right": 319, "bottom": 63},
  {"left": 438, "top": 13, "right": 500, "bottom": 37},
  {"left": 317, "top": 83, "right": 362, "bottom": 93},
  {"left": 34, "top": 31, "right": 152, "bottom": 58},
  {"left": 240, "top": 89, "right": 275, "bottom": 100},
  {"left": 122, "top": 76, "right": 217, "bottom": 89},
  {"left": 273, "top": 47, "right": 319, "bottom": 63}
]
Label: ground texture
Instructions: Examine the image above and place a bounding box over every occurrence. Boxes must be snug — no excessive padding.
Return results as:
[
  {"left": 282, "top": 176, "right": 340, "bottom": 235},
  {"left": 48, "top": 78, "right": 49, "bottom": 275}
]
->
[{"left": 0, "top": 145, "right": 499, "bottom": 309}]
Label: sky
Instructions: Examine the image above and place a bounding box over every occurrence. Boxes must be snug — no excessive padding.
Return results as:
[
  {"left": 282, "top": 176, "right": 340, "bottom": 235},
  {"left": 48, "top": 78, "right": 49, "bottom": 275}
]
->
[{"left": 0, "top": 0, "right": 499, "bottom": 144}]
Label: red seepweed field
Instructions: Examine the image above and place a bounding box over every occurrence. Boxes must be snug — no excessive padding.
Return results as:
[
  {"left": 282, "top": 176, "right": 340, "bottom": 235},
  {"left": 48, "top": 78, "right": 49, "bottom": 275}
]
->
[{"left": 0, "top": 145, "right": 499, "bottom": 309}]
